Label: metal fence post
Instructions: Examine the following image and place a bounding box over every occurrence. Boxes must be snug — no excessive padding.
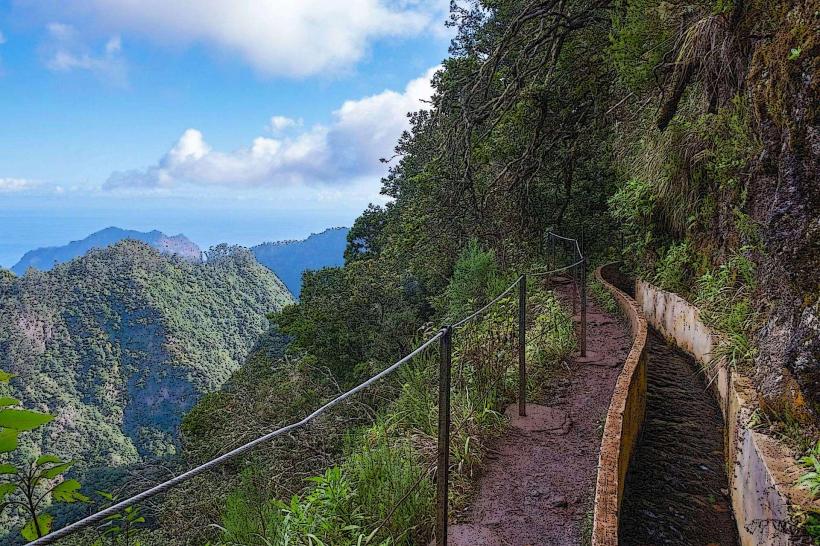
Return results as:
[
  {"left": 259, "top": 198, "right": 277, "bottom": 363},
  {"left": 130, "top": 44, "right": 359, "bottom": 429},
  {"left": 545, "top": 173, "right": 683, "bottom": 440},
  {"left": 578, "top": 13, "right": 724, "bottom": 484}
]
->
[
  {"left": 549, "top": 235, "right": 555, "bottom": 270},
  {"left": 571, "top": 263, "right": 578, "bottom": 316},
  {"left": 518, "top": 274, "right": 527, "bottom": 417},
  {"left": 436, "top": 326, "right": 452, "bottom": 546},
  {"left": 580, "top": 258, "right": 587, "bottom": 358}
]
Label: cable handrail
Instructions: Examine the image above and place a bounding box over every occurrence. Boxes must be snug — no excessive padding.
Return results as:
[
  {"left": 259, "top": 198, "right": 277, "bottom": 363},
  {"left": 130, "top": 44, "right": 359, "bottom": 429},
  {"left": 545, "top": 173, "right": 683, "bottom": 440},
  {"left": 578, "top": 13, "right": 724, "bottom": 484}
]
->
[
  {"left": 26, "top": 232, "right": 586, "bottom": 546},
  {"left": 527, "top": 257, "right": 585, "bottom": 277},
  {"left": 452, "top": 275, "right": 523, "bottom": 328},
  {"left": 27, "top": 331, "right": 446, "bottom": 545},
  {"left": 546, "top": 231, "right": 583, "bottom": 258}
]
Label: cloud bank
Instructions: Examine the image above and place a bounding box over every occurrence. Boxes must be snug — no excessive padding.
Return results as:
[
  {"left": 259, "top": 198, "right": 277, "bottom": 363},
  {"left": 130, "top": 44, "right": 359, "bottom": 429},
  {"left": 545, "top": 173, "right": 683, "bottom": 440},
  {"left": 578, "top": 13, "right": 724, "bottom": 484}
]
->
[
  {"left": 42, "top": 22, "right": 126, "bottom": 85},
  {"left": 0, "top": 178, "right": 39, "bottom": 192},
  {"left": 104, "top": 66, "right": 438, "bottom": 191},
  {"left": 36, "top": 0, "right": 449, "bottom": 77}
]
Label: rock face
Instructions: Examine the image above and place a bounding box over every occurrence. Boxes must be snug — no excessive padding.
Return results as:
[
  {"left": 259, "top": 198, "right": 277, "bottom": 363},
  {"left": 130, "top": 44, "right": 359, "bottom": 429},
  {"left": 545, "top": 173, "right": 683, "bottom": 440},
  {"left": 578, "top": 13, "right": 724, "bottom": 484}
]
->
[
  {"left": 252, "top": 227, "right": 349, "bottom": 298},
  {"left": 744, "top": 3, "right": 819, "bottom": 418},
  {"left": 0, "top": 241, "right": 293, "bottom": 467},
  {"left": 11, "top": 227, "right": 202, "bottom": 275}
]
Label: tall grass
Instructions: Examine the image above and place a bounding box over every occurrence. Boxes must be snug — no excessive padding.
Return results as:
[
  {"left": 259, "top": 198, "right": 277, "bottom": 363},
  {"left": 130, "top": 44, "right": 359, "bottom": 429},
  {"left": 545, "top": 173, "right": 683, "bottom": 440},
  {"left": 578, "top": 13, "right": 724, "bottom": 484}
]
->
[
  {"left": 216, "top": 244, "right": 576, "bottom": 545},
  {"left": 694, "top": 248, "right": 759, "bottom": 371}
]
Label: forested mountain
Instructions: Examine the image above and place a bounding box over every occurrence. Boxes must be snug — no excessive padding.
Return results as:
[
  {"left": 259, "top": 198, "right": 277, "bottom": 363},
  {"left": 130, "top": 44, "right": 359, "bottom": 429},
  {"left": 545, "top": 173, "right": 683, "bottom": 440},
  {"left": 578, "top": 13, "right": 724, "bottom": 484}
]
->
[
  {"left": 0, "top": 241, "right": 292, "bottom": 469},
  {"left": 147, "top": 0, "right": 816, "bottom": 543},
  {"left": 11, "top": 227, "right": 202, "bottom": 275},
  {"left": 6, "top": 0, "right": 815, "bottom": 543},
  {"left": 251, "top": 227, "right": 349, "bottom": 297}
]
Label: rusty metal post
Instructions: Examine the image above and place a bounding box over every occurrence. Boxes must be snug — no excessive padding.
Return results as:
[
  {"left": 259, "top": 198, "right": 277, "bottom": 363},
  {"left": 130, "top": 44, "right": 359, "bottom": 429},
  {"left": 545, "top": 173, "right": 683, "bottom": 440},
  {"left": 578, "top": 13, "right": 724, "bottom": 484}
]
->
[
  {"left": 436, "top": 326, "right": 452, "bottom": 546},
  {"left": 571, "top": 263, "right": 578, "bottom": 316},
  {"left": 548, "top": 235, "right": 553, "bottom": 270},
  {"left": 579, "top": 228, "right": 587, "bottom": 358},
  {"left": 518, "top": 275, "right": 527, "bottom": 417},
  {"left": 580, "top": 258, "right": 587, "bottom": 357}
]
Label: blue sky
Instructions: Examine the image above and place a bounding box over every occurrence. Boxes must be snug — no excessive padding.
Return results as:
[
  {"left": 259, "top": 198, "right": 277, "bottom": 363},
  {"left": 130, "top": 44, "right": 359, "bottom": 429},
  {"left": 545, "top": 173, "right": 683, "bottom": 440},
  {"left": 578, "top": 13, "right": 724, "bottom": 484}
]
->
[{"left": 0, "top": 0, "right": 451, "bottom": 266}]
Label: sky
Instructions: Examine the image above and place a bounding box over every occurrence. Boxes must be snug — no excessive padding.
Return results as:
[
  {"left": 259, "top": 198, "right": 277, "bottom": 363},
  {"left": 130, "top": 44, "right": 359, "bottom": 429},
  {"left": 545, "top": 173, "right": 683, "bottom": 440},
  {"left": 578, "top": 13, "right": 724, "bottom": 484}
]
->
[{"left": 0, "top": 0, "right": 452, "bottom": 267}]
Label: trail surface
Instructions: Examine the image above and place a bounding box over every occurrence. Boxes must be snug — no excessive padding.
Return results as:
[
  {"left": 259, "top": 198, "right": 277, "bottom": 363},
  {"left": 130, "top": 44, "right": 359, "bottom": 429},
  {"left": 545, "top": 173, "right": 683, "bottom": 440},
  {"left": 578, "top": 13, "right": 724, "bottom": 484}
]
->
[
  {"left": 448, "top": 278, "right": 630, "bottom": 545},
  {"left": 619, "top": 330, "right": 738, "bottom": 545}
]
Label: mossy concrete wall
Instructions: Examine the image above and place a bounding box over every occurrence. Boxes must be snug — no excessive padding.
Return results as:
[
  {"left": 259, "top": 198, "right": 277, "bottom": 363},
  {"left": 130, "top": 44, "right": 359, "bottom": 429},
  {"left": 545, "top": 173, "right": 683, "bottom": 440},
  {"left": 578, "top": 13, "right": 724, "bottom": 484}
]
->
[
  {"left": 636, "top": 280, "right": 817, "bottom": 546},
  {"left": 592, "top": 264, "right": 648, "bottom": 546}
]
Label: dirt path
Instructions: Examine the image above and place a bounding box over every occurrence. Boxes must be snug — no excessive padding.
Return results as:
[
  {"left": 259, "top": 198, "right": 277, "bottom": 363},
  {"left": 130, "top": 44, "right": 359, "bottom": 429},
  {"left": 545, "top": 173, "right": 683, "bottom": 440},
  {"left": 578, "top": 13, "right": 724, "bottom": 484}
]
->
[
  {"left": 448, "top": 278, "right": 631, "bottom": 545},
  {"left": 619, "top": 330, "right": 738, "bottom": 546}
]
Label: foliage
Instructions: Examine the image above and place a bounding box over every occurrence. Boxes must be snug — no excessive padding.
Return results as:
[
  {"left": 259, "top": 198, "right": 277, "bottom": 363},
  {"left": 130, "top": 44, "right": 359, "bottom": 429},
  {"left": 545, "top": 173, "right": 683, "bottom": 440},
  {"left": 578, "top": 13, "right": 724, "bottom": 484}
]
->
[
  {"left": 1, "top": 456, "right": 89, "bottom": 540},
  {"left": 526, "top": 289, "right": 576, "bottom": 368},
  {"left": 609, "top": 0, "right": 672, "bottom": 92},
  {"left": 91, "top": 491, "right": 146, "bottom": 546},
  {"left": 0, "top": 369, "right": 89, "bottom": 542},
  {"left": 589, "top": 277, "right": 619, "bottom": 316},
  {"left": 798, "top": 441, "right": 820, "bottom": 498},
  {"left": 654, "top": 241, "right": 695, "bottom": 296},
  {"left": 0, "top": 241, "right": 292, "bottom": 472},
  {"left": 439, "top": 240, "right": 515, "bottom": 323},
  {"left": 695, "top": 249, "right": 759, "bottom": 370}
]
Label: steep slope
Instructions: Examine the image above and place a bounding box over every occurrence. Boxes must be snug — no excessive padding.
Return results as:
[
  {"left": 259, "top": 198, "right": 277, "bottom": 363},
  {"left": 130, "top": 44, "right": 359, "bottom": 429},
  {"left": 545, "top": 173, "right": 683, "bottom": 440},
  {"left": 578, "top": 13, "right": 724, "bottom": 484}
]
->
[
  {"left": 251, "top": 227, "right": 348, "bottom": 297},
  {"left": 11, "top": 227, "right": 202, "bottom": 275},
  {"left": 0, "top": 241, "right": 293, "bottom": 469}
]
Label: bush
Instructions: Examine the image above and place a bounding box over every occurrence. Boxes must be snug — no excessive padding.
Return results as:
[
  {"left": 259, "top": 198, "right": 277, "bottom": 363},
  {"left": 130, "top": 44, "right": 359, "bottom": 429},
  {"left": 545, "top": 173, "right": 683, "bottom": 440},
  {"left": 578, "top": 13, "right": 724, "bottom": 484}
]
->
[
  {"left": 654, "top": 240, "right": 694, "bottom": 296},
  {"left": 441, "top": 240, "right": 515, "bottom": 323}
]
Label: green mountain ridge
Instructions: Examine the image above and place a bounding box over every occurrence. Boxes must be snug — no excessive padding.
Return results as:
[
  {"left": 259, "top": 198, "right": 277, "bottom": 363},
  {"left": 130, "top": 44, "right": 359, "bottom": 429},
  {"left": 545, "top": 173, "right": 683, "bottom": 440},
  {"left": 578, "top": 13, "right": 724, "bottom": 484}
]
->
[
  {"left": 0, "top": 240, "right": 293, "bottom": 469},
  {"left": 11, "top": 227, "right": 202, "bottom": 275}
]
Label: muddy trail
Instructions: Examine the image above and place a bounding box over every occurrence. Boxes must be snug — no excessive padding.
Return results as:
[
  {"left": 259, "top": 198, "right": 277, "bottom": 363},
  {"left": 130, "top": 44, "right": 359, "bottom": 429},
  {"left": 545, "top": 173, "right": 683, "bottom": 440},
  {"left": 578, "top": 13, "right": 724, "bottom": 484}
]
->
[
  {"left": 619, "top": 330, "right": 738, "bottom": 546},
  {"left": 448, "top": 277, "right": 631, "bottom": 545}
]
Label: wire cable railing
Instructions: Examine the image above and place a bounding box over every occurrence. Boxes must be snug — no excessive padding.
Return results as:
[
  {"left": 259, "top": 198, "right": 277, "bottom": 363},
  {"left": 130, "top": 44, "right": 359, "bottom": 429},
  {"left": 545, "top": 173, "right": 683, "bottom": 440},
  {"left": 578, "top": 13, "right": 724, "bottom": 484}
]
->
[{"left": 26, "top": 232, "right": 587, "bottom": 546}]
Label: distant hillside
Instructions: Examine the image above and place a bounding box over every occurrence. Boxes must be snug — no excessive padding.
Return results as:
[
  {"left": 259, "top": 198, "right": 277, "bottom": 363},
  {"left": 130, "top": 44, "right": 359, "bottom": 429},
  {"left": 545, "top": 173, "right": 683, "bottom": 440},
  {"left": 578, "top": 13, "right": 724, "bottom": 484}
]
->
[
  {"left": 11, "top": 227, "right": 202, "bottom": 275},
  {"left": 252, "top": 227, "right": 349, "bottom": 297},
  {"left": 0, "top": 241, "right": 293, "bottom": 469}
]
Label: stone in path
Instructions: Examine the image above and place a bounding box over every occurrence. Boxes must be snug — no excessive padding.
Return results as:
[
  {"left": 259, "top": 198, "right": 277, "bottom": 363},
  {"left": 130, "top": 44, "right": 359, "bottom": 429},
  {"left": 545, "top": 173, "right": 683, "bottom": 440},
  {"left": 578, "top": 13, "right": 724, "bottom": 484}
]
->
[{"left": 504, "top": 404, "right": 571, "bottom": 435}]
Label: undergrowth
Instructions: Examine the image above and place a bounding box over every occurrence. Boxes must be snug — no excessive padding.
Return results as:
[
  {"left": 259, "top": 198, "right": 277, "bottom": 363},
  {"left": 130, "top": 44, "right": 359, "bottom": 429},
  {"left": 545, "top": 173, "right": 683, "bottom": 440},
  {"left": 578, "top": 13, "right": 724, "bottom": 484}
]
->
[
  {"left": 694, "top": 248, "right": 759, "bottom": 372},
  {"left": 588, "top": 277, "right": 619, "bottom": 316},
  {"left": 796, "top": 440, "right": 820, "bottom": 543},
  {"left": 215, "top": 246, "right": 575, "bottom": 545}
]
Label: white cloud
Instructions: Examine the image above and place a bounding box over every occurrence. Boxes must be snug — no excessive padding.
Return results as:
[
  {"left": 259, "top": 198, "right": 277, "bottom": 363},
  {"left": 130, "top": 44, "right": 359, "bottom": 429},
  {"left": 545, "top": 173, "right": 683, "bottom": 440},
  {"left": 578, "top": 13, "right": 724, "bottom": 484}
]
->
[
  {"left": 268, "top": 116, "right": 302, "bottom": 133},
  {"left": 42, "top": 22, "right": 126, "bottom": 85},
  {"left": 0, "top": 178, "right": 39, "bottom": 192},
  {"left": 105, "top": 66, "right": 439, "bottom": 190},
  {"left": 31, "top": 0, "right": 448, "bottom": 77}
]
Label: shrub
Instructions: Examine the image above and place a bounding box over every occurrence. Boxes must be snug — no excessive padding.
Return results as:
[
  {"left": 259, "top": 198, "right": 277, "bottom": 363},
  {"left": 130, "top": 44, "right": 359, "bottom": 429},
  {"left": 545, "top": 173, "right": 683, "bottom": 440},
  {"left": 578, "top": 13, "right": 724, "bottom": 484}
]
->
[{"left": 654, "top": 240, "right": 694, "bottom": 295}]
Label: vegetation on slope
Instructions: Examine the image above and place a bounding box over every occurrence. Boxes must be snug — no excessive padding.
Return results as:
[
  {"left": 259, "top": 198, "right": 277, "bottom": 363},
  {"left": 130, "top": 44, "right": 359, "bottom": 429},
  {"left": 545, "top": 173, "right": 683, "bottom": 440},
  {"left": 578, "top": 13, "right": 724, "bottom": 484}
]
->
[
  {"left": 11, "top": 227, "right": 202, "bottom": 275},
  {"left": 0, "top": 241, "right": 292, "bottom": 471},
  {"left": 13, "top": 0, "right": 816, "bottom": 542},
  {"left": 152, "top": 0, "right": 816, "bottom": 542},
  {"left": 147, "top": 243, "right": 575, "bottom": 545}
]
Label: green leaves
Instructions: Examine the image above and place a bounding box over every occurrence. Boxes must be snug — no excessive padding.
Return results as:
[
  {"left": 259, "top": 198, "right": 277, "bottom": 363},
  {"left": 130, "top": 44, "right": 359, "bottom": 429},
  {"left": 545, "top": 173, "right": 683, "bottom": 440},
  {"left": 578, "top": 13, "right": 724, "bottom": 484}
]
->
[
  {"left": 21, "top": 513, "right": 53, "bottom": 541},
  {"left": 52, "top": 479, "right": 90, "bottom": 503},
  {"left": 0, "top": 409, "right": 55, "bottom": 431},
  {"left": 0, "top": 369, "right": 13, "bottom": 384},
  {"left": 0, "top": 482, "right": 16, "bottom": 499},
  {"left": 0, "top": 463, "right": 17, "bottom": 475},
  {"left": 42, "top": 462, "right": 73, "bottom": 480},
  {"left": 0, "top": 428, "right": 19, "bottom": 453},
  {"left": 798, "top": 441, "right": 820, "bottom": 498},
  {"left": 0, "top": 396, "right": 20, "bottom": 407}
]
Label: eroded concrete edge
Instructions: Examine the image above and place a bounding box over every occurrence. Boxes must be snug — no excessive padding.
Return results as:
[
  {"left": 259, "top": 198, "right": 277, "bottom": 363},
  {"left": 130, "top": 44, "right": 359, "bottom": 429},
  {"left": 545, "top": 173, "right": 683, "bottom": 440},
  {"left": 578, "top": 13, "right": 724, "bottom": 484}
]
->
[
  {"left": 636, "top": 279, "right": 818, "bottom": 546},
  {"left": 591, "top": 264, "right": 648, "bottom": 546}
]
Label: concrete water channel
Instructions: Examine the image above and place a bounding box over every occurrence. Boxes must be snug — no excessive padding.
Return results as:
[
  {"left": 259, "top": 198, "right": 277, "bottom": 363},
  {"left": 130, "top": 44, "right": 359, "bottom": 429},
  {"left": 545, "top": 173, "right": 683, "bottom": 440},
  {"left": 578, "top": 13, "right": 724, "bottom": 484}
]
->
[{"left": 618, "top": 329, "right": 739, "bottom": 545}]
